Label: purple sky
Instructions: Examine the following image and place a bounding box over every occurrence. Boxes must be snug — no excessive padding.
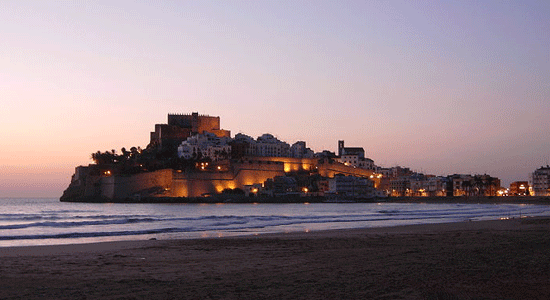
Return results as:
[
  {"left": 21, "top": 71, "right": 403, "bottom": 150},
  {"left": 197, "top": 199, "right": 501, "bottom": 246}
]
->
[{"left": 1, "top": 1, "right": 549, "bottom": 197}]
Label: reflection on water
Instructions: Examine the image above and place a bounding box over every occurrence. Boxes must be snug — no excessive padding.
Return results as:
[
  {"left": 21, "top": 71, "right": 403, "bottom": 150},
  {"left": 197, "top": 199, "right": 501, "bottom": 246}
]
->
[{"left": 0, "top": 198, "right": 549, "bottom": 247}]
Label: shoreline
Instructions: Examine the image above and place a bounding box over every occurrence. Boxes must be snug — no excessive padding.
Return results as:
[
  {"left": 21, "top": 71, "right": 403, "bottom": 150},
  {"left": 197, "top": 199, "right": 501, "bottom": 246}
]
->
[
  {"left": 0, "top": 216, "right": 508, "bottom": 254},
  {"left": 59, "top": 195, "right": 550, "bottom": 205},
  {"left": 388, "top": 195, "right": 550, "bottom": 205},
  {"left": 1, "top": 217, "right": 549, "bottom": 299},
  {"left": 2, "top": 198, "right": 549, "bottom": 249},
  {"left": 0, "top": 216, "right": 539, "bottom": 254}
]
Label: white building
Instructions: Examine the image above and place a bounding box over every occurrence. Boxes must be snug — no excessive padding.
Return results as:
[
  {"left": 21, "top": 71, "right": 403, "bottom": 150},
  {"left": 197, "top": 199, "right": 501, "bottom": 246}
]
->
[
  {"left": 290, "top": 141, "right": 314, "bottom": 158},
  {"left": 451, "top": 174, "right": 473, "bottom": 196},
  {"left": 257, "top": 134, "right": 290, "bottom": 157},
  {"left": 338, "top": 155, "right": 375, "bottom": 170},
  {"left": 177, "top": 132, "right": 231, "bottom": 161},
  {"left": 531, "top": 166, "right": 550, "bottom": 196},
  {"left": 390, "top": 173, "right": 448, "bottom": 197},
  {"left": 234, "top": 133, "right": 291, "bottom": 157},
  {"left": 336, "top": 140, "right": 375, "bottom": 170},
  {"left": 425, "top": 176, "right": 448, "bottom": 197}
]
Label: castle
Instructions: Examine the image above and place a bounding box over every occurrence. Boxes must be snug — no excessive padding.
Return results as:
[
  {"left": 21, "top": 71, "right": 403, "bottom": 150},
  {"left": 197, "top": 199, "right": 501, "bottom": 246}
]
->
[
  {"left": 149, "top": 112, "right": 231, "bottom": 150},
  {"left": 61, "top": 112, "right": 379, "bottom": 202}
]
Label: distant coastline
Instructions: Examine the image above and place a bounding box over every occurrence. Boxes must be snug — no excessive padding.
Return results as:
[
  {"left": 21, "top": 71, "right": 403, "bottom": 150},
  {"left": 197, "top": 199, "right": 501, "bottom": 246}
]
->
[{"left": 60, "top": 195, "right": 550, "bottom": 205}]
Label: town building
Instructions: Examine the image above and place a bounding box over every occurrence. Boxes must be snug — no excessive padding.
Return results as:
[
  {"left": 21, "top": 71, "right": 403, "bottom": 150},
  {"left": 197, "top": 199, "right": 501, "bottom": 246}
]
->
[
  {"left": 449, "top": 174, "right": 500, "bottom": 197},
  {"left": 390, "top": 176, "right": 411, "bottom": 197},
  {"left": 336, "top": 140, "right": 375, "bottom": 170},
  {"left": 177, "top": 132, "right": 232, "bottom": 162},
  {"left": 290, "top": 141, "right": 315, "bottom": 158},
  {"left": 328, "top": 174, "right": 377, "bottom": 198},
  {"left": 233, "top": 133, "right": 290, "bottom": 157},
  {"left": 509, "top": 181, "right": 530, "bottom": 196},
  {"left": 531, "top": 166, "right": 550, "bottom": 196},
  {"left": 424, "top": 176, "right": 448, "bottom": 197},
  {"left": 263, "top": 176, "right": 298, "bottom": 196},
  {"left": 450, "top": 174, "right": 473, "bottom": 196}
]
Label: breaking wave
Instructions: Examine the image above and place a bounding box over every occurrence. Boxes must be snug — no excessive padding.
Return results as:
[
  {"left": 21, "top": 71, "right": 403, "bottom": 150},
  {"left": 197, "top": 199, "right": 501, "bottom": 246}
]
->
[{"left": 1, "top": 199, "right": 549, "bottom": 246}]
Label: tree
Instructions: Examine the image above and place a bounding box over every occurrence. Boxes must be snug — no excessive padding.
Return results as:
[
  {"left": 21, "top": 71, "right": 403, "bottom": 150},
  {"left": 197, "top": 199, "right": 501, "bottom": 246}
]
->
[
  {"left": 462, "top": 180, "right": 472, "bottom": 197},
  {"left": 121, "top": 147, "right": 129, "bottom": 160}
]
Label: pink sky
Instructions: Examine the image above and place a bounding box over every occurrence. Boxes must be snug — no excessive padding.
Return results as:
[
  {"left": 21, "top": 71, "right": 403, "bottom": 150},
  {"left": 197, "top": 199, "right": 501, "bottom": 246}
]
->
[{"left": 1, "top": 1, "right": 549, "bottom": 197}]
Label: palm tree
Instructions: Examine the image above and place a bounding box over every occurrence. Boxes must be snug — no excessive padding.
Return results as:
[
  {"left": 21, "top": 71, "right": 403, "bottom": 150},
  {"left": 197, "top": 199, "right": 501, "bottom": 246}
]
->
[
  {"left": 485, "top": 176, "right": 498, "bottom": 196},
  {"left": 121, "top": 147, "right": 129, "bottom": 160},
  {"left": 473, "top": 176, "right": 483, "bottom": 196},
  {"left": 462, "top": 180, "right": 472, "bottom": 197}
]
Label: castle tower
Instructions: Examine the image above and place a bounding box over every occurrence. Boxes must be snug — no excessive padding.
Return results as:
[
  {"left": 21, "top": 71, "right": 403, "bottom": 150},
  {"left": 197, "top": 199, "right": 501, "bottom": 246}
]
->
[{"left": 338, "top": 140, "right": 344, "bottom": 157}]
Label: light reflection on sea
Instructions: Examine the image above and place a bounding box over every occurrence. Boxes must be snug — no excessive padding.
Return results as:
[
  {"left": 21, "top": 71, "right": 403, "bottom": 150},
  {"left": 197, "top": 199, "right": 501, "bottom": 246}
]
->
[{"left": 1, "top": 198, "right": 549, "bottom": 247}]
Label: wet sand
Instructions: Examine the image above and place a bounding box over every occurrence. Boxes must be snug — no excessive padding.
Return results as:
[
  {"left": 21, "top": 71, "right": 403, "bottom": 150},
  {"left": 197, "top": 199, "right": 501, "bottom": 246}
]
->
[{"left": 1, "top": 217, "right": 549, "bottom": 299}]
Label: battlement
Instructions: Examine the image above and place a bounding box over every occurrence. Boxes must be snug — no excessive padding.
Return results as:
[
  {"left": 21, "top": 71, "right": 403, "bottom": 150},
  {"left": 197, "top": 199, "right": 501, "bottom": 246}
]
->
[
  {"left": 168, "top": 113, "right": 214, "bottom": 117},
  {"left": 150, "top": 112, "right": 230, "bottom": 150}
]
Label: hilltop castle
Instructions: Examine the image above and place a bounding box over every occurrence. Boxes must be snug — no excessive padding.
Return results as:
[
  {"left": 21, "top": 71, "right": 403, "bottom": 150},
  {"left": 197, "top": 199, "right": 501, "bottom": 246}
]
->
[
  {"left": 149, "top": 112, "right": 231, "bottom": 150},
  {"left": 60, "top": 112, "right": 380, "bottom": 202}
]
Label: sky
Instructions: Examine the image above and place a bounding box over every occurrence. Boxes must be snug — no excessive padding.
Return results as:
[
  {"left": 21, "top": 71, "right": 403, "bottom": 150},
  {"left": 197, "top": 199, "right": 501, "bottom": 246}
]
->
[{"left": 1, "top": 0, "right": 549, "bottom": 197}]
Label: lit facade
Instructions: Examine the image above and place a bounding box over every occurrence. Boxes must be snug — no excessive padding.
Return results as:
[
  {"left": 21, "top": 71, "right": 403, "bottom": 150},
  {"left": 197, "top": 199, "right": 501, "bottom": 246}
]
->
[
  {"left": 509, "top": 181, "right": 529, "bottom": 196},
  {"left": 531, "top": 166, "right": 550, "bottom": 196},
  {"left": 177, "top": 132, "right": 231, "bottom": 161},
  {"left": 336, "top": 140, "right": 375, "bottom": 171},
  {"left": 449, "top": 174, "right": 500, "bottom": 197},
  {"left": 233, "top": 133, "right": 290, "bottom": 157},
  {"left": 328, "top": 175, "right": 377, "bottom": 198}
]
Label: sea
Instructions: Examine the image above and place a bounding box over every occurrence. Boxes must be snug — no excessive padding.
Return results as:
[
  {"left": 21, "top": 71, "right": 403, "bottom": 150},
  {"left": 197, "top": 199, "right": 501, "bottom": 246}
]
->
[{"left": 1, "top": 198, "right": 549, "bottom": 247}]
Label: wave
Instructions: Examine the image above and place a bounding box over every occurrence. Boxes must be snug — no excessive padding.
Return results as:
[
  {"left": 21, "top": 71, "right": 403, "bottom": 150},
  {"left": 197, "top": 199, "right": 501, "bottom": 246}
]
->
[
  {"left": 1, "top": 202, "right": 547, "bottom": 244},
  {"left": 0, "top": 227, "right": 189, "bottom": 241},
  {"left": 0, "top": 206, "right": 538, "bottom": 232},
  {"left": 0, "top": 217, "right": 159, "bottom": 230}
]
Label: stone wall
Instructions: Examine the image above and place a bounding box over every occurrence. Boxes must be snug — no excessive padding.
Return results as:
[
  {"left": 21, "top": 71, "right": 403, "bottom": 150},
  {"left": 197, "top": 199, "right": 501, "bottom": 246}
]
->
[
  {"left": 101, "top": 169, "right": 173, "bottom": 199},
  {"left": 88, "top": 157, "right": 376, "bottom": 200},
  {"left": 172, "top": 160, "right": 285, "bottom": 197},
  {"left": 250, "top": 156, "right": 374, "bottom": 179}
]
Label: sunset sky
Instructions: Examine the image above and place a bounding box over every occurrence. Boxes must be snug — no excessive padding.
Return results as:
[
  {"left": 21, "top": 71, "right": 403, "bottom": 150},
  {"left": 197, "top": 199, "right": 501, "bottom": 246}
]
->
[{"left": 1, "top": 1, "right": 549, "bottom": 197}]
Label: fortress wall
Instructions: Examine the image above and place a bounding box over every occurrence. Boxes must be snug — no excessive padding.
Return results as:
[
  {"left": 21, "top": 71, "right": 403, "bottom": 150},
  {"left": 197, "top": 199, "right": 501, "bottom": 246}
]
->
[
  {"left": 168, "top": 114, "right": 192, "bottom": 127},
  {"left": 172, "top": 160, "right": 285, "bottom": 197},
  {"left": 197, "top": 116, "right": 221, "bottom": 131},
  {"left": 166, "top": 113, "right": 229, "bottom": 138},
  {"left": 83, "top": 176, "right": 102, "bottom": 198},
  {"left": 102, "top": 169, "right": 173, "bottom": 199},
  {"left": 245, "top": 157, "right": 318, "bottom": 173},
  {"left": 316, "top": 162, "right": 374, "bottom": 178},
  {"left": 211, "top": 129, "right": 231, "bottom": 138},
  {"left": 100, "top": 176, "right": 115, "bottom": 199},
  {"left": 97, "top": 158, "right": 375, "bottom": 199},
  {"left": 249, "top": 156, "right": 373, "bottom": 178}
]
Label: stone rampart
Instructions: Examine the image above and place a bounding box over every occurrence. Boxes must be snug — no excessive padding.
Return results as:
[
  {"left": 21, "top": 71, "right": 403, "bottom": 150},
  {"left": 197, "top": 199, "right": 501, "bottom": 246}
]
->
[
  {"left": 172, "top": 160, "right": 285, "bottom": 197},
  {"left": 81, "top": 157, "right": 375, "bottom": 200},
  {"left": 316, "top": 161, "right": 374, "bottom": 178},
  {"left": 249, "top": 156, "right": 374, "bottom": 178},
  {"left": 101, "top": 169, "right": 173, "bottom": 199}
]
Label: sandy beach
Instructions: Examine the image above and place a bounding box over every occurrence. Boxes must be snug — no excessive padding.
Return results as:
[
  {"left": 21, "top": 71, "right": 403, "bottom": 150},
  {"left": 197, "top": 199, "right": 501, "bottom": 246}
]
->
[{"left": 1, "top": 217, "right": 549, "bottom": 300}]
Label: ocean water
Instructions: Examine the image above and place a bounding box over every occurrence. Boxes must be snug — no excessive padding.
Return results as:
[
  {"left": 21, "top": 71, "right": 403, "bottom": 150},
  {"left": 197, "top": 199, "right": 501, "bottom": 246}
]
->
[{"left": 1, "top": 198, "right": 549, "bottom": 247}]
